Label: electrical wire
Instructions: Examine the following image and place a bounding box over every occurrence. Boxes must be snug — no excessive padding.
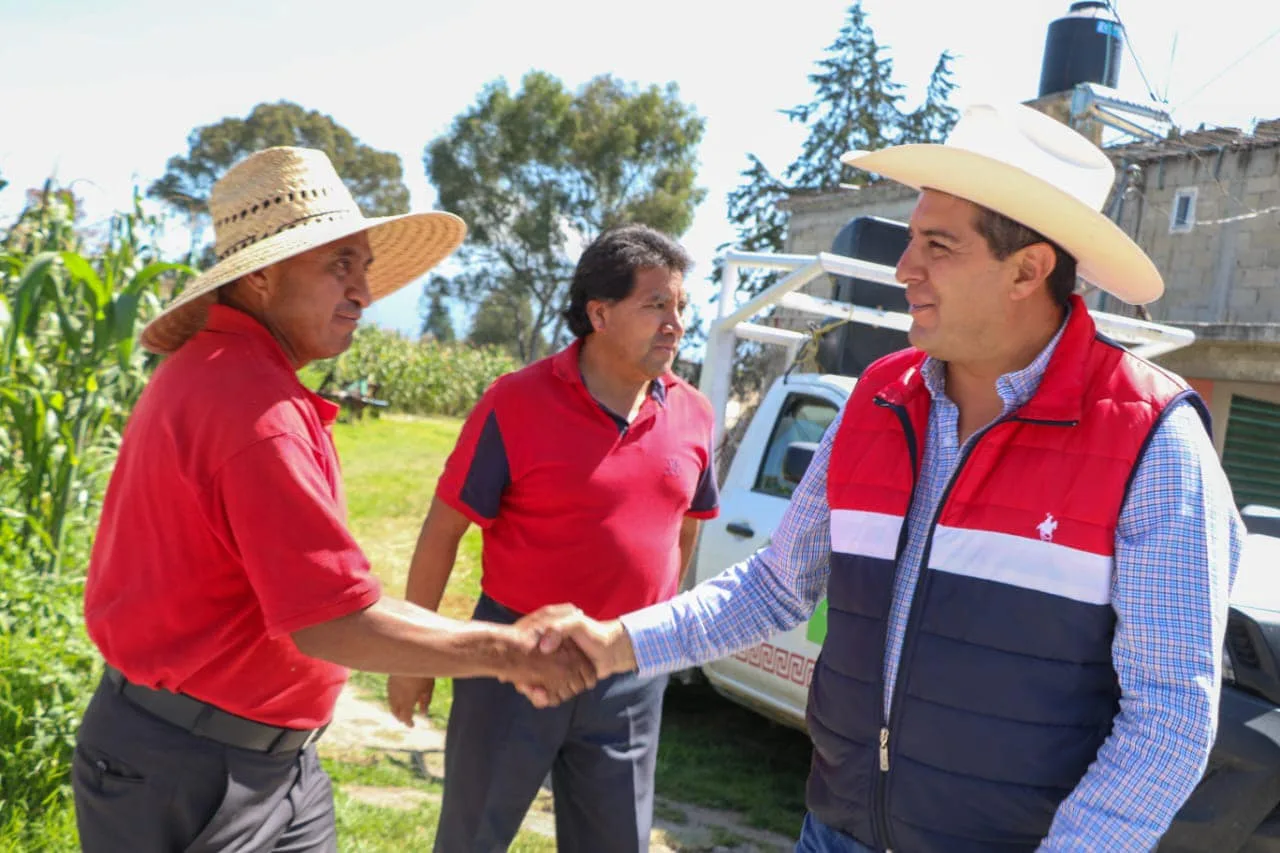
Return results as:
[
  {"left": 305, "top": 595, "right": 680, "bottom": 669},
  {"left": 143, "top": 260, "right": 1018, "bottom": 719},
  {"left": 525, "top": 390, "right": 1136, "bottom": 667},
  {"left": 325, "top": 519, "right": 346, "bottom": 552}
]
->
[
  {"left": 1174, "top": 24, "right": 1280, "bottom": 111},
  {"left": 1104, "top": 0, "right": 1162, "bottom": 104}
]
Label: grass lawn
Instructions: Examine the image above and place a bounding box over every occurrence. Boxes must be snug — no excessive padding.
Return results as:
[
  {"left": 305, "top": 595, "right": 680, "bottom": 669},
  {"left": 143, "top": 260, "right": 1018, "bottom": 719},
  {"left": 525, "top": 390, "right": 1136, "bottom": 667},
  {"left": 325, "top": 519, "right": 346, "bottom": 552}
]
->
[
  {"left": 335, "top": 414, "right": 483, "bottom": 726},
  {"left": 322, "top": 754, "right": 554, "bottom": 852},
  {"left": 333, "top": 414, "right": 810, "bottom": 841}
]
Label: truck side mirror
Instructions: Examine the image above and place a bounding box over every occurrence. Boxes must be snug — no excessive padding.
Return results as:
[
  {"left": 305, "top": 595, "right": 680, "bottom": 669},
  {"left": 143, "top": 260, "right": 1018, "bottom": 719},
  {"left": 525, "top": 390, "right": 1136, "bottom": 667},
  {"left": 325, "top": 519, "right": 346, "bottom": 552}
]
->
[{"left": 782, "top": 441, "right": 820, "bottom": 486}]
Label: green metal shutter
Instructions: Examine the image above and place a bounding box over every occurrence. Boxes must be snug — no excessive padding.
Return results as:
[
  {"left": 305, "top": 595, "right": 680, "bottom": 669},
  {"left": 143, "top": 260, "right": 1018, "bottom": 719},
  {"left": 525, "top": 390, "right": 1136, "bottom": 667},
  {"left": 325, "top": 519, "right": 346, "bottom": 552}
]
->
[{"left": 1222, "top": 394, "right": 1280, "bottom": 509}]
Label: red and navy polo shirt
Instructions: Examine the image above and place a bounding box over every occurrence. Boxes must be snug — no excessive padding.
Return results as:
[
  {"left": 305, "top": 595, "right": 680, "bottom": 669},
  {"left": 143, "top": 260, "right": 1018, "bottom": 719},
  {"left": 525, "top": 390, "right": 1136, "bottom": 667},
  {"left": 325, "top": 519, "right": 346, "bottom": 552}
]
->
[{"left": 436, "top": 339, "right": 719, "bottom": 620}]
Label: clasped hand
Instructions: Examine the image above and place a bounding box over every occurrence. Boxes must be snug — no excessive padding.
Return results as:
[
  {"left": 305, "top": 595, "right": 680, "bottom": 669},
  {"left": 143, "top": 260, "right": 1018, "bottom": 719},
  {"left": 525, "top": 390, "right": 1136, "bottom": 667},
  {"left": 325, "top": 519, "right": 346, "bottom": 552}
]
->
[{"left": 505, "top": 604, "right": 633, "bottom": 708}]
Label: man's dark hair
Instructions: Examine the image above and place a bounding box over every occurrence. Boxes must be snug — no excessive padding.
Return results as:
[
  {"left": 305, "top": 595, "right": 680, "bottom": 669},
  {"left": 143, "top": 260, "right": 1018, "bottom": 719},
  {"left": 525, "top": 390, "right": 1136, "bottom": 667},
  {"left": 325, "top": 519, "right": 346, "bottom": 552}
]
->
[
  {"left": 973, "top": 207, "right": 1078, "bottom": 308},
  {"left": 562, "top": 224, "right": 692, "bottom": 339}
]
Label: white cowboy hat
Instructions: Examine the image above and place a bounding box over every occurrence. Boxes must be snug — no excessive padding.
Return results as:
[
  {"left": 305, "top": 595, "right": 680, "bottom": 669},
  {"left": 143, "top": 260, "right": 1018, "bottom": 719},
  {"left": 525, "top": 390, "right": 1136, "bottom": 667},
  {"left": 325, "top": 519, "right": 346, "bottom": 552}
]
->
[
  {"left": 840, "top": 103, "right": 1162, "bottom": 305},
  {"left": 140, "top": 146, "right": 467, "bottom": 354}
]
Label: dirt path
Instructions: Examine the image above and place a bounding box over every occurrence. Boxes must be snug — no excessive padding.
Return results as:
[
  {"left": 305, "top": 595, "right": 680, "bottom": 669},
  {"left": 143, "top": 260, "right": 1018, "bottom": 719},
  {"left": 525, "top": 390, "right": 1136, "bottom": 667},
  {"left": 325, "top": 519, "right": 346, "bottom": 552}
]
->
[{"left": 320, "top": 684, "right": 794, "bottom": 852}]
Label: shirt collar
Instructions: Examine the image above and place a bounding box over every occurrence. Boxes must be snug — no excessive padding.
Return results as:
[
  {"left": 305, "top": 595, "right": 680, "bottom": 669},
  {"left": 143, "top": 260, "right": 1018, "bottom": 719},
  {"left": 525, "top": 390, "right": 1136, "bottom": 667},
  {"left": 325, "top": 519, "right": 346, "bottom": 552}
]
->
[
  {"left": 921, "top": 304, "right": 1071, "bottom": 412},
  {"left": 551, "top": 337, "right": 670, "bottom": 407},
  {"left": 199, "top": 304, "right": 340, "bottom": 426}
]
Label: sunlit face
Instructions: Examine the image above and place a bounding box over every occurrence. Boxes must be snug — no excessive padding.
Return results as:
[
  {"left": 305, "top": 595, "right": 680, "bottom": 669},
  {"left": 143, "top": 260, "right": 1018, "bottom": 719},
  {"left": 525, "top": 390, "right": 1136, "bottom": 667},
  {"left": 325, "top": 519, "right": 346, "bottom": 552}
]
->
[
  {"left": 895, "top": 190, "right": 1023, "bottom": 364},
  {"left": 257, "top": 231, "right": 373, "bottom": 367},
  {"left": 588, "top": 266, "right": 687, "bottom": 381}
]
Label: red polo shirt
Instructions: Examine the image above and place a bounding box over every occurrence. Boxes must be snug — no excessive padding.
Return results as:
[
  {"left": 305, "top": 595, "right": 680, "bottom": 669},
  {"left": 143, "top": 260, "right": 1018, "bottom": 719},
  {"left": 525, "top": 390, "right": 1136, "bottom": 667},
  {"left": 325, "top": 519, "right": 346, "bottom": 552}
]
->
[
  {"left": 83, "top": 305, "right": 381, "bottom": 729},
  {"left": 436, "top": 339, "right": 719, "bottom": 621}
]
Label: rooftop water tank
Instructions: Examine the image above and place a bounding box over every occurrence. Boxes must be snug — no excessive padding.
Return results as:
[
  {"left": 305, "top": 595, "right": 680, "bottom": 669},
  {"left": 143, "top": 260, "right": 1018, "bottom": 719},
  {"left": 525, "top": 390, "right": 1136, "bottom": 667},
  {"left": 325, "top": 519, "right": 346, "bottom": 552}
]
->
[{"left": 1038, "top": 1, "right": 1123, "bottom": 98}]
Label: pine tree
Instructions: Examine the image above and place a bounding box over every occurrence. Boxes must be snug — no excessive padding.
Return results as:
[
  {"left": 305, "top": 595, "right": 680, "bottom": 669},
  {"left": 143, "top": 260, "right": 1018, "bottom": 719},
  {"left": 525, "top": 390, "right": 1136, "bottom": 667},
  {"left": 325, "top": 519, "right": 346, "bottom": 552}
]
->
[
  {"left": 898, "top": 52, "right": 961, "bottom": 145},
  {"left": 719, "top": 1, "right": 940, "bottom": 300},
  {"left": 709, "top": 0, "right": 959, "bottom": 411},
  {"left": 781, "top": 2, "right": 904, "bottom": 190}
]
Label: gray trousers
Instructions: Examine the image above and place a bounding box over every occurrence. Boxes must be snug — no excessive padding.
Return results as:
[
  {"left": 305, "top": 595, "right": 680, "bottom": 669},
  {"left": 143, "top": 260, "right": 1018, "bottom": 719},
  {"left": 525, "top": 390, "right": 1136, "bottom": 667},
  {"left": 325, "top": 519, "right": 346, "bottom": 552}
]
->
[
  {"left": 72, "top": 674, "right": 337, "bottom": 853},
  {"left": 435, "top": 595, "right": 668, "bottom": 853}
]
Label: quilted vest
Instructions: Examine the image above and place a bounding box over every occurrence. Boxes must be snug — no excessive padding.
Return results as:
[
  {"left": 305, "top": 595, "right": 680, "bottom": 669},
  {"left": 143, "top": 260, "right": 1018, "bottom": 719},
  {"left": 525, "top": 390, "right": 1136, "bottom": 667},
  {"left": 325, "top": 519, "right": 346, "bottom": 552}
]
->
[{"left": 808, "top": 296, "right": 1207, "bottom": 852}]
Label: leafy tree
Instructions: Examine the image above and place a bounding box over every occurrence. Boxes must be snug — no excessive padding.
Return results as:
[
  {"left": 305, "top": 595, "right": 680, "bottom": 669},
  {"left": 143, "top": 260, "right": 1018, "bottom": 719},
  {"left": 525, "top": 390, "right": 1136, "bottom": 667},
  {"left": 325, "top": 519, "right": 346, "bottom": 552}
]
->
[
  {"left": 419, "top": 285, "right": 455, "bottom": 343},
  {"left": 427, "top": 71, "right": 705, "bottom": 363},
  {"left": 468, "top": 291, "right": 545, "bottom": 359},
  {"left": 148, "top": 101, "right": 411, "bottom": 249}
]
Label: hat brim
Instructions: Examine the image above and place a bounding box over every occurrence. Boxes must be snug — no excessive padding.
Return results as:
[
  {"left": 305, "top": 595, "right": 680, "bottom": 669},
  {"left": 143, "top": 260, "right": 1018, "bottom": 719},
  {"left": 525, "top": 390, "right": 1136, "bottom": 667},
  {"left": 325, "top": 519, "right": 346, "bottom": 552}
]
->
[
  {"left": 840, "top": 145, "right": 1162, "bottom": 305},
  {"left": 139, "top": 210, "right": 467, "bottom": 355}
]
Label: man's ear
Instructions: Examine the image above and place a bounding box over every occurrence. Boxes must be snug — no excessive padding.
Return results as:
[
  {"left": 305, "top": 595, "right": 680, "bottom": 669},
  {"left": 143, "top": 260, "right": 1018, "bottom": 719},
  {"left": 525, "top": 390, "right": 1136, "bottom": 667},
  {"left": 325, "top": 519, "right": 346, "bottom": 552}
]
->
[
  {"left": 587, "top": 299, "right": 608, "bottom": 334},
  {"left": 221, "top": 267, "right": 274, "bottom": 310},
  {"left": 238, "top": 267, "right": 272, "bottom": 298},
  {"left": 1010, "top": 243, "right": 1057, "bottom": 302}
]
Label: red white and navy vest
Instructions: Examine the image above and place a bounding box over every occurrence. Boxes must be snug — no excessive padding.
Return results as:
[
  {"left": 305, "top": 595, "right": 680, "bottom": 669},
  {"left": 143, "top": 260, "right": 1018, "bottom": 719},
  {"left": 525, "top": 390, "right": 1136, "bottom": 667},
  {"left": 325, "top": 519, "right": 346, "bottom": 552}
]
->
[{"left": 807, "top": 296, "right": 1208, "bottom": 852}]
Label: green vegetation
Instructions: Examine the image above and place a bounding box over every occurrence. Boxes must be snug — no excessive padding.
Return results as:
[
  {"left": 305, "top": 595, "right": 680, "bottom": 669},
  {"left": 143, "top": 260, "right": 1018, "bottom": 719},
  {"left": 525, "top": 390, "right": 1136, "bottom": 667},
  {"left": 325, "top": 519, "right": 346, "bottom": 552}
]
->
[
  {"left": 319, "top": 327, "right": 517, "bottom": 418},
  {"left": 0, "top": 186, "right": 187, "bottom": 850}
]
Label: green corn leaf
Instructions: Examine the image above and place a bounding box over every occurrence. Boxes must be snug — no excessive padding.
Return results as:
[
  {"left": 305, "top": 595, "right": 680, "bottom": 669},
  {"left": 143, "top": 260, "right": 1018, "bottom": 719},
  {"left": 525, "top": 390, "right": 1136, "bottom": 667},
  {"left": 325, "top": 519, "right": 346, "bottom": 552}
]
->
[
  {"left": 109, "top": 293, "right": 141, "bottom": 344},
  {"left": 6, "top": 253, "right": 57, "bottom": 362},
  {"left": 59, "top": 252, "right": 107, "bottom": 314},
  {"left": 127, "top": 261, "right": 193, "bottom": 296}
]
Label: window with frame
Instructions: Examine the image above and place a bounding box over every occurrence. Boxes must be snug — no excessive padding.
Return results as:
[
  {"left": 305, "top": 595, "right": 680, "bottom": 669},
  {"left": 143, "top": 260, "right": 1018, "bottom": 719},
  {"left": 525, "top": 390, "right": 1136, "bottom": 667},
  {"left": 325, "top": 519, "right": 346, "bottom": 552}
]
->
[
  {"left": 753, "top": 394, "right": 840, "bottom": 499},
  {"left": 1170, "top": 187, "right": 1197, "bottom": 234}
]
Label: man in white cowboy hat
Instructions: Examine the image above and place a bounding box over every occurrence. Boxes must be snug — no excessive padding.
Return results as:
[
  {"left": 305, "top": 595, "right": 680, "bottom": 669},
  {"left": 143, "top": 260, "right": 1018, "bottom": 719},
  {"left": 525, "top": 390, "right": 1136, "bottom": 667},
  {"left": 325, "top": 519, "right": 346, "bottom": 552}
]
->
[
  {"left": 518, "top": 103, "right": 1246, "bottom": 852},
  {"left": 73, "top": 147, "right": 595, "bottom": 853}
]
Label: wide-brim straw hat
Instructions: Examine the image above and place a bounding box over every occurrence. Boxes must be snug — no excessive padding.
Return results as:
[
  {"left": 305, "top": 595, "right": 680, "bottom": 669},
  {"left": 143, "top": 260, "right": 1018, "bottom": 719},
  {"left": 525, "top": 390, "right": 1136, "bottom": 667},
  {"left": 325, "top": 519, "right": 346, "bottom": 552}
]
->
[
  {"left": 140, "top": 146, "right": 466, "bottom": 354},
  {"left": 840, "top": 103, "right": 1163, "bottom": 305}
]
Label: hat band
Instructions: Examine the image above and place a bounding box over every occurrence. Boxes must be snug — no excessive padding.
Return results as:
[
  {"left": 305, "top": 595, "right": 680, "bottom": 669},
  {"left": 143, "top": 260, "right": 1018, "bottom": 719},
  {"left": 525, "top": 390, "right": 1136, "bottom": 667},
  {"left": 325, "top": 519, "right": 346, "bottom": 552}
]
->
[{"left": 215, "top": 208, "right": 359, "bottom": 262}]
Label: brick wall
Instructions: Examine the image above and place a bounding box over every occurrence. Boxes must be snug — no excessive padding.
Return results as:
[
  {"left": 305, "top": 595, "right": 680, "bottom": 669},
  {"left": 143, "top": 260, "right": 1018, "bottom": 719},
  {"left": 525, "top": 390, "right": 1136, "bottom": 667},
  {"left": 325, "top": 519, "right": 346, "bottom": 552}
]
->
[{"left": 1112, "top": 145, "right": 1280, "bottom": 324}]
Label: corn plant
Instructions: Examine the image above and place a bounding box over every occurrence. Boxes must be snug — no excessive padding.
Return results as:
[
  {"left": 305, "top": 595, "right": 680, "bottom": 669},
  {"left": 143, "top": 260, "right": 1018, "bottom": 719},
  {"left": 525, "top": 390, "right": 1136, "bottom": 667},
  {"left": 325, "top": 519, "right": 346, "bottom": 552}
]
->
[
  {"left": 0, "top": 186, "right": 191, "bottom": 571},
  {"left": 321, "top": 326, "right": 518, "bottom": 418},
  {"left": 0, "top": 183, "right": 192, "bottom": 847}
]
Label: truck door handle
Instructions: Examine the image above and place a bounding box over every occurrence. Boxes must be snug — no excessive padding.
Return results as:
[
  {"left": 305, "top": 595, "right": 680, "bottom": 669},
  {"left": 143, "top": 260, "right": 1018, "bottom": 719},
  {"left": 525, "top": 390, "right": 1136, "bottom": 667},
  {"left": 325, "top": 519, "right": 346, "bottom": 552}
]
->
[{"left": 726, "top": 522, "right": 755, "bottom": 539}]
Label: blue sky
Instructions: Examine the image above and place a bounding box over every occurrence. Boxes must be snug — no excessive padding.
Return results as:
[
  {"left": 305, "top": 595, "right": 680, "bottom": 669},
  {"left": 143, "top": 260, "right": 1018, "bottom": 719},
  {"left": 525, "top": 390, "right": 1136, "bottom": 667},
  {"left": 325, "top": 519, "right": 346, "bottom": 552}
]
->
[{"left": 3, "top": 0, "right": 1278, "bottom": 338}]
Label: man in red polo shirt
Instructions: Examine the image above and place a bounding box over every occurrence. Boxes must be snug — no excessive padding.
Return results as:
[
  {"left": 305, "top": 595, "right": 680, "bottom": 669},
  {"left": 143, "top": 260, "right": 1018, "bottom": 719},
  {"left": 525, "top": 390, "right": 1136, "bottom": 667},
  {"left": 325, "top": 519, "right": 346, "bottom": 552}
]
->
[
  {"left": 74, "top": 147, "right": 593, "bottom": 853},
  {"left": 387, "top": 224, "right": 718, "bottom": 852}
]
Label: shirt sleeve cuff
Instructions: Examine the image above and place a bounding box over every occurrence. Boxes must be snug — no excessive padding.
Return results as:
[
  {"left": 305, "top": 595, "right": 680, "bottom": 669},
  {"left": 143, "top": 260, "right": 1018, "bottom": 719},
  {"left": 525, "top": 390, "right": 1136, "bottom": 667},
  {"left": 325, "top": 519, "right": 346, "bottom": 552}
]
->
[
  {"left": 685, "top": 507, "right": 719, "bottom": 520},
  {"left": 267, "top": 577, "right": 383, "bottom": 638},
  {"left": 619, "top": 602, "right": 683, "bottom": 677},
  {"left": 435, "top": 488, "right": 497, "bottom": 530}
]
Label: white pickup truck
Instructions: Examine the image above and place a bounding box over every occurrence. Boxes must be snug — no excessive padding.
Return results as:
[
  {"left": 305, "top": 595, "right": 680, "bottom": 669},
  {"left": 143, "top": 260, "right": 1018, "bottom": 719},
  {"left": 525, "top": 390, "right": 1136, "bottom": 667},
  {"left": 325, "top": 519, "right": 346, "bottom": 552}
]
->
[{"left": 684, "top": 369, "right": 848, "bottom": 728}]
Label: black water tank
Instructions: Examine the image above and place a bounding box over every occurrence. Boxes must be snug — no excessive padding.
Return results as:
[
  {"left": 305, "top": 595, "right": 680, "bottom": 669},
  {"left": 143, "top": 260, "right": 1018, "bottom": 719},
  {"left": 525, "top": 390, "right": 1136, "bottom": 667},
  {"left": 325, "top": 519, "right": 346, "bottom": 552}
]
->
[
  {"left": 1038, "top": 1, "right": 1123, "bottom": 97},
  {"left": 815, "top": 216, "right": 911, "bottom": 377}
]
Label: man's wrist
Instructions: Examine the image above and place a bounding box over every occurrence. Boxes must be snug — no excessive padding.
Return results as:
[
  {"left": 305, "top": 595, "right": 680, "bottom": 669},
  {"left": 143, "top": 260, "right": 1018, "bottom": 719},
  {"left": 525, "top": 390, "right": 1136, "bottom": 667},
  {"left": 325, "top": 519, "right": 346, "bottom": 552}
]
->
[
  {"left": 461, "top": 622, "right": 532, "bottom": 680},
  {"left": 603, "top": 620, "right": 638, "bottom": 675}
]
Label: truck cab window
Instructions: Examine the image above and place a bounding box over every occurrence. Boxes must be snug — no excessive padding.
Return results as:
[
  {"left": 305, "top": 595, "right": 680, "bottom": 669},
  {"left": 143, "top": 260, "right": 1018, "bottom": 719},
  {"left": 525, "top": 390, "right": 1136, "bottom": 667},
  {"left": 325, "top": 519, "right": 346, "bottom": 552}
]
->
[{"left": 753, "top": 395, "right": 839, "bottom": 498}]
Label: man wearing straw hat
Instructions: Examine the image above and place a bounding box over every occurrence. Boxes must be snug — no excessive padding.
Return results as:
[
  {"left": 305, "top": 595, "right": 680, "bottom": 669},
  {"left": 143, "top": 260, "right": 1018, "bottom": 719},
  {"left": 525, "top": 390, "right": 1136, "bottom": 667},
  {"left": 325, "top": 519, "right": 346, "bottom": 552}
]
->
[
  {"left": 73, "top": 147, "right": 595, "bottom": 853},
  {"left": 521, "top": 104, "right": 1245, "bottom": 852}
]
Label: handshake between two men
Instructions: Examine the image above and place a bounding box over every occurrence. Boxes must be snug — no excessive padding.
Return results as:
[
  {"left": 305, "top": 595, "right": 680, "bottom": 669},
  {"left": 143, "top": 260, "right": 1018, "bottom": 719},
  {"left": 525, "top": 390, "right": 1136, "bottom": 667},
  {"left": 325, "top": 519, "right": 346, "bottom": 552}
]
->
[{"left": 386, "top": 605, "right": 639, "bottom": 727}]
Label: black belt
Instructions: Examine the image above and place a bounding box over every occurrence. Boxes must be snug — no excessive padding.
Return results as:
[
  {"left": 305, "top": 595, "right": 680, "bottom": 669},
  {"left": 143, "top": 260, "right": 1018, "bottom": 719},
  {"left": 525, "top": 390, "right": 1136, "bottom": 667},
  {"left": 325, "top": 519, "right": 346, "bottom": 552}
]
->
[{"left": 103, "top": 666, "right": 326, "bottom": 754}]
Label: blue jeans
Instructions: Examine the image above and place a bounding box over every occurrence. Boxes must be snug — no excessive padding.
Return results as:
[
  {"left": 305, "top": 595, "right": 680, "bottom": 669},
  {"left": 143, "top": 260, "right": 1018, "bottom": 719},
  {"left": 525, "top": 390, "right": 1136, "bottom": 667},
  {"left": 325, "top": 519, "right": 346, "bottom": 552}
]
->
[{"left": 795, "top": 813, "right": 877, "bottom": 853}]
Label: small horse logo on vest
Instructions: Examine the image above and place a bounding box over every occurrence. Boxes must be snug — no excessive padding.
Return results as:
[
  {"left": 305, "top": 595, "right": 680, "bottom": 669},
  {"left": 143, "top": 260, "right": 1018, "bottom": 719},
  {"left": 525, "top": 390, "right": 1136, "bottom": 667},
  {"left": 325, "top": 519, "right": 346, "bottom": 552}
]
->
[{"left": 1037, "top": 513, "right": 1058, "bottom": 542}]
